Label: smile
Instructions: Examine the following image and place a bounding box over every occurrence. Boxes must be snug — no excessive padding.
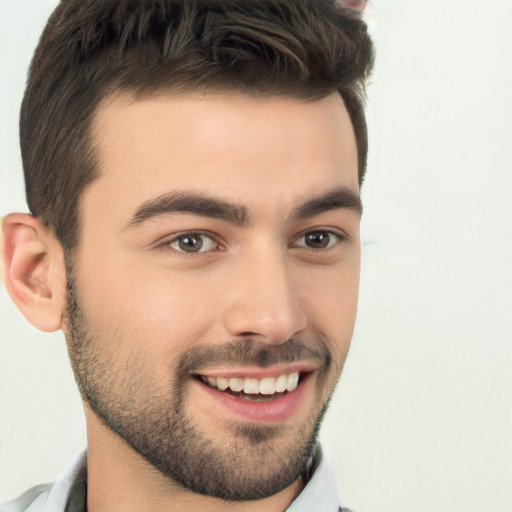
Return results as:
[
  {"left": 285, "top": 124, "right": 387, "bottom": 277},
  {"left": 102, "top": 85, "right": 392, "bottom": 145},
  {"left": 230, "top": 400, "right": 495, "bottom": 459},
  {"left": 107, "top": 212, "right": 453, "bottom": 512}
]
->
[
  {"left": 192, "top": 365, "right": 316, "bottom": 422},
  {"left": 198, "top": 372, "right": 300, "bottom": 401}
]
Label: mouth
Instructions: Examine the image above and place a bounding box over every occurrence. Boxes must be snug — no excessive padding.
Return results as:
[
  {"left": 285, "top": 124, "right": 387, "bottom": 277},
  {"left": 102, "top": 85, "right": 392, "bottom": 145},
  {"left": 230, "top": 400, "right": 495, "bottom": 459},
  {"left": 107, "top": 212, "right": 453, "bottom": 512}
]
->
[
  {"left": 191, "top": 367, "right": 314, "bottom": 423},
  {"left": 196, "top": 371, "right": 304, "bottom": 402}
]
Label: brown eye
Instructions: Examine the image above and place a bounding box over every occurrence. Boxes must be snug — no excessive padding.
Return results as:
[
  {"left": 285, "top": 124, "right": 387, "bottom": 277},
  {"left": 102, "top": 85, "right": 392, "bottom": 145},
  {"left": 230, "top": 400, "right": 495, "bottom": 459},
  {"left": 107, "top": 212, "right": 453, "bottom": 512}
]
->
[
  {"left": 304, "top": 231, "right": 331, "bottom": 249},
  {"left": 169, "top": 233, "right": 215, "bottom": 253},
  {"left": 177, "top": 234, "right": 203, "bottom": 252},
  {"left": 295, "top": 230, "right": 342, "bottom": 250}
]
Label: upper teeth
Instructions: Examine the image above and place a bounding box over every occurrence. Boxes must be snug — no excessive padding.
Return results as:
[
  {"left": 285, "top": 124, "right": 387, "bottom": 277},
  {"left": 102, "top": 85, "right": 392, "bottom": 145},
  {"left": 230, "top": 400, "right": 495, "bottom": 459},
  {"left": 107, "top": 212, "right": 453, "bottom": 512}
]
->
[{"left": 201, "top": 372, "right": 300, "bottom": 395}]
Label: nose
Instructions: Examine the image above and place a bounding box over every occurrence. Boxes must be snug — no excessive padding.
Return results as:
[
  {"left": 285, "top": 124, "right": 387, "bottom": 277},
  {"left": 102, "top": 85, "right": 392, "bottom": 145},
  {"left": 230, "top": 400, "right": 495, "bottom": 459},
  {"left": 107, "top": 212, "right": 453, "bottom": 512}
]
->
[{"left": 222, "top": 243, "right": 307, "bottom": 344}]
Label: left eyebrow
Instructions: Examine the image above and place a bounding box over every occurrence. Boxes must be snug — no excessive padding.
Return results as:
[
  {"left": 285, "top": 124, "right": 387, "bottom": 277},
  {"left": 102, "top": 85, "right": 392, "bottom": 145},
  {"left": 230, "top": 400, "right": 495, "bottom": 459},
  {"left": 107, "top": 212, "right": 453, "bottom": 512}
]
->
[{"left": 289, "top": 187, "right": 363, "bottom": 221}]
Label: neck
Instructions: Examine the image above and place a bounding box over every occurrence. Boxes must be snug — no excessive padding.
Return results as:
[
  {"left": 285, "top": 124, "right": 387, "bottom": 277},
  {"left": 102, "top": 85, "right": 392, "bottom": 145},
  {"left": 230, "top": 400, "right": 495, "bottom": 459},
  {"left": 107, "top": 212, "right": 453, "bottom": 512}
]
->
[{"left": 85, "top": 409, "right": 305, "bottom": 512}]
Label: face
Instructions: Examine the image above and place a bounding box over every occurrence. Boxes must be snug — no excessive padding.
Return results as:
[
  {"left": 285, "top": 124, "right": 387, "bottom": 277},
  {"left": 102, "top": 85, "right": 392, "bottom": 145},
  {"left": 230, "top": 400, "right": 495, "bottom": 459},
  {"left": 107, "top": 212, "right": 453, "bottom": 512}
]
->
[{"left": 64, "top": 92, "right": 361, "bottom": 500}]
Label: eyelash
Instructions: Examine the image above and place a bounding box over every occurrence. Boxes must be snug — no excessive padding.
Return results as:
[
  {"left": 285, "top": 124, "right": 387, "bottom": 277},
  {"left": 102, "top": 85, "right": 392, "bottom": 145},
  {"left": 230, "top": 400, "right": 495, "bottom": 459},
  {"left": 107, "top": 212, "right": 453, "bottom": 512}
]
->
[
  {"left": 293, "top": 230, "right": 347, "bottom": 250},
  {"left": 157, "top": 229, "right": 347, "bottom": 256},
  {"left": 158, "top": 231, "right": 223, "bottom": 255}
]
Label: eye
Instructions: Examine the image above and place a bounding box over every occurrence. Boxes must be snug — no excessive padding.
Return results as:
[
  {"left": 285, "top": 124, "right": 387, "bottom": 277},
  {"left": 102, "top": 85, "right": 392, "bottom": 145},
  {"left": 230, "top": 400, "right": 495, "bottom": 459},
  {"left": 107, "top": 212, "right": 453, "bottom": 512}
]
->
[
  {"left": 294, "top": 230, "right": 343, "bottom": 250},
  {"left": 166, "top": 232, "right": 217, "bottom": 253}
]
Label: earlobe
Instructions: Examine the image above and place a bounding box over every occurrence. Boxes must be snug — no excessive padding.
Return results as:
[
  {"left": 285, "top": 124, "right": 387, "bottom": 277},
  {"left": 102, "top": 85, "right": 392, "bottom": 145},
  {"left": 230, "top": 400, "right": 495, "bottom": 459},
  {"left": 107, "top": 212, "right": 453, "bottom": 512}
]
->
[{"left": 1, "top": 213, "right": 67, "bottom": 332}]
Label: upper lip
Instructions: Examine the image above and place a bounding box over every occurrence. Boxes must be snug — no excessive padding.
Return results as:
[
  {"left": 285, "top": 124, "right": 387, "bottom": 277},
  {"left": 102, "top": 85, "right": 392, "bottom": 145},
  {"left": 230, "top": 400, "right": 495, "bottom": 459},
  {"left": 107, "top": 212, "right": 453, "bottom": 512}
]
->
[{"left": 192, "top": 361, "right": 319, "bottom": 379}]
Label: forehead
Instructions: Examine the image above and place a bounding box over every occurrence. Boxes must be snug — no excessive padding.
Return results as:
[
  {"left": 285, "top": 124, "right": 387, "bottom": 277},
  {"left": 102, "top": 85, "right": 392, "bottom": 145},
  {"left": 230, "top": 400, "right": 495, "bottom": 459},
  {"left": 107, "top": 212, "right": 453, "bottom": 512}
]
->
[{"left": 86, "top": 91, "right": 358, "bottom": 222}]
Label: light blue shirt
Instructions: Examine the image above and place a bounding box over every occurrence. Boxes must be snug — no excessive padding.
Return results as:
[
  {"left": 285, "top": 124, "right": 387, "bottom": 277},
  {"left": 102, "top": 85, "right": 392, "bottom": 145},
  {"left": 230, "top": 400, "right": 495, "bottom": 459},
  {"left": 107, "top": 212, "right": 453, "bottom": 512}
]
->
[{"left": 0, "top": 444, "right": 349, "bottom": 512}]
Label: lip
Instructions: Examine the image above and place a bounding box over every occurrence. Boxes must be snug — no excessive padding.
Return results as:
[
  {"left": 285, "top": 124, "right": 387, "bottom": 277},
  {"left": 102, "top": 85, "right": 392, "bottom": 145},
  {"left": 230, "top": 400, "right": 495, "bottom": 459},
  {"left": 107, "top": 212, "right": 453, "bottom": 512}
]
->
[
  {"left": 193, "top": 371, "right": 312, "bottom": 423},
  {"left": 193, "top": 361, "right": 319, "bottom": 379}
]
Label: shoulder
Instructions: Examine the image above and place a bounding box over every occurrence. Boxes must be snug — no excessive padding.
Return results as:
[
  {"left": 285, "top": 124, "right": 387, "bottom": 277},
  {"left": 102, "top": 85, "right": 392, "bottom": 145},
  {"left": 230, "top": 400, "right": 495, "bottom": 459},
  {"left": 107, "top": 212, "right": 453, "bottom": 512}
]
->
[{"left": 0, "top": 484, "right": 52, "bottom": 512}]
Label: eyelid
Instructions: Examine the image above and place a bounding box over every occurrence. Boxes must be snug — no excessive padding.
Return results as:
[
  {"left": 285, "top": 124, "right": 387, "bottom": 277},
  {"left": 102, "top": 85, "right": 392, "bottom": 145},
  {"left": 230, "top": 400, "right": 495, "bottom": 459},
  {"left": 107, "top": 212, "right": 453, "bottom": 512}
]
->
[
  {"left": 155, "top": 230, "right": 224, "bottom": 254},
  {"left": 291, "top": 227, "right": 348, "bottom": 249}
]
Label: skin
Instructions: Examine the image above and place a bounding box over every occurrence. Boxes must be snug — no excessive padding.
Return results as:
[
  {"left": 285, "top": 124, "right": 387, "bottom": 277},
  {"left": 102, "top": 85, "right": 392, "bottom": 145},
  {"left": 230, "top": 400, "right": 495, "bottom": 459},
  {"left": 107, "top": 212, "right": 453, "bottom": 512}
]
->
[{"left": 1, "top": 91, "right": 360, "bottom": 512}]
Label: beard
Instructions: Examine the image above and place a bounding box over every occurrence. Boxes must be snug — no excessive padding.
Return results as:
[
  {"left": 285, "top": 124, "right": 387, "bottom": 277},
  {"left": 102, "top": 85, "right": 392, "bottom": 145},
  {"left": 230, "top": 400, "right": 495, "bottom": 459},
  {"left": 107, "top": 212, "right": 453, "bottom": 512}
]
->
[{"left": 64, "top": 271, "right": 343, "bottom": 501}]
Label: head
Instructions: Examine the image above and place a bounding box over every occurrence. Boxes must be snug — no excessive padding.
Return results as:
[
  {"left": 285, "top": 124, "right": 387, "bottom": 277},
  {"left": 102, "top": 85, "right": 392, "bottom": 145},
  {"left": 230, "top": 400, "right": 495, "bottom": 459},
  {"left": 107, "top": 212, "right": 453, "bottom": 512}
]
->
[{"left": 3, "top": 0, "right": 374, "bottom": 503}]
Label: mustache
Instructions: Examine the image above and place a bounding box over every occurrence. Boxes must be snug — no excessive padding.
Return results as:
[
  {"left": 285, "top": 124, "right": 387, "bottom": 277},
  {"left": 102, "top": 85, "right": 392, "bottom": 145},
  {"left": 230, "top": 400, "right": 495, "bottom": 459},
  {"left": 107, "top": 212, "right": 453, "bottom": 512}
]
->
[{"left": 177, "top": 337, "right": 331, "bottom": 376}]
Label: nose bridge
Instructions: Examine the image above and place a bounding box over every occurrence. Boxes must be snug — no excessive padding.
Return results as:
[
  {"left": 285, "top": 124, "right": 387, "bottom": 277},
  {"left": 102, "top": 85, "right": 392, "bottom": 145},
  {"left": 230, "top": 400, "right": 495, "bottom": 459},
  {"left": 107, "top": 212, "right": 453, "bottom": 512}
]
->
[{"left": 223, "top": 241, "right": 307, "bottom": 344}]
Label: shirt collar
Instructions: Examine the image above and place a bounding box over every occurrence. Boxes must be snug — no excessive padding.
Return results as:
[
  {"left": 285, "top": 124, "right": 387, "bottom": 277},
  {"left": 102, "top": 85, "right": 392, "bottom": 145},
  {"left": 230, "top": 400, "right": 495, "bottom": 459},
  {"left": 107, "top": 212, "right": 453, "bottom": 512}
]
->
[
  {"left": 285, "top": 443, "right": 340, "bottom": 512},
  {"left": 43, "top": 451, "right": 87, "bottom": 512}
]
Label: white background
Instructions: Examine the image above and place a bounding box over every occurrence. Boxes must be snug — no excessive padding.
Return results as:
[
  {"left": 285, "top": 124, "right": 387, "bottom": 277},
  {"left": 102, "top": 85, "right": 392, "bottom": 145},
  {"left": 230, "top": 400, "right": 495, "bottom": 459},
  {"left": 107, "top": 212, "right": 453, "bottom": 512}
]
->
[{"left": 1, "top": 1, "right": 511, "bottom": 511}]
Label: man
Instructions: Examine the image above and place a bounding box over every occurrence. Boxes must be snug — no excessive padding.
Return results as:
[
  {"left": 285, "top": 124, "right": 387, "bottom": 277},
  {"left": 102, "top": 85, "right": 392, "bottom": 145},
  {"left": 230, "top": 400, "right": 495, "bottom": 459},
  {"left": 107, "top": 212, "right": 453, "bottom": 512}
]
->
[{"left": 0, "top": 0, "right": 373, "bottom": 510}]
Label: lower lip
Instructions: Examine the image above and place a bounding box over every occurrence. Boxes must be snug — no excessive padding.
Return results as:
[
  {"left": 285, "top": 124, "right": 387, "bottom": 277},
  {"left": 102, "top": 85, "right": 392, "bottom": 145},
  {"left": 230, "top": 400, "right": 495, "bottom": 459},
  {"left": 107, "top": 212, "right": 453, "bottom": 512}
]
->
[{"left": 195, "top": 375, "right": 310, "bottom": 423}]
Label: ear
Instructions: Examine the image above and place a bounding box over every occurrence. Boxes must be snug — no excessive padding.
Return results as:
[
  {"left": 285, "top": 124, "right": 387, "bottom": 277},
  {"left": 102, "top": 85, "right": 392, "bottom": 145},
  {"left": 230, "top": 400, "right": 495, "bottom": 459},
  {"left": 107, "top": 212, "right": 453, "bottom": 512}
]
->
[{"left": 1, "top": 213, "right": 67, "bottom": 332}]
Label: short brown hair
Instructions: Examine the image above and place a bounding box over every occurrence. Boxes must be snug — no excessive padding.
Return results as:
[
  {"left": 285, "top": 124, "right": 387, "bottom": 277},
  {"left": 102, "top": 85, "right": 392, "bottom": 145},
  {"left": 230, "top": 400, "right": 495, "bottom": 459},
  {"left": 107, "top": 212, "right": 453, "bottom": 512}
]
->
[{"left": 21, "top": 0, "right": 374, "bottom": 250}]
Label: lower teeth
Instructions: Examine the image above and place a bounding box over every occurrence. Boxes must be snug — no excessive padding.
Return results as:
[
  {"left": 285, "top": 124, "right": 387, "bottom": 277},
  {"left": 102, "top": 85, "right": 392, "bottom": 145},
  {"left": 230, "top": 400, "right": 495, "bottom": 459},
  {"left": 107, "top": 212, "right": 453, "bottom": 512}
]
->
[
  {"left": 231, "top": 390, "right": 286, "bottom": 401},
  {"left": 239, "top": 394, "right": 278, "bottom": 401}
]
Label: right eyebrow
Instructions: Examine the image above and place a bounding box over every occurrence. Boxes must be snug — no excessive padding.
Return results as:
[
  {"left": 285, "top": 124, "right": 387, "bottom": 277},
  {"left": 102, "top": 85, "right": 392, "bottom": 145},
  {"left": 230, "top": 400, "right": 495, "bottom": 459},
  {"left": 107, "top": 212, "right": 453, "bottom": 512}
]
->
[{"left": 123, "top": 190, "right": 251, "bottom": 231}]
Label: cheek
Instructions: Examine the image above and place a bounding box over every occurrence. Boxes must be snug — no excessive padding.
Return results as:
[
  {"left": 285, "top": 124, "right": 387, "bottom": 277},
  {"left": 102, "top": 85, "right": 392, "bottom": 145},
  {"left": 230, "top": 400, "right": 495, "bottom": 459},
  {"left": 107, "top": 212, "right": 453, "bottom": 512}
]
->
[
  {"left": 305, "top": 264, "right": 360, "bottom": 397},
  {"left": 298, "top": 259, "right": 360, "bottom": 338},
  {"left": 73, "top": 258, "right": 220, "bottom": 372},
  {"left": 329, "top": 268, "right": 360, "bottom": 330}
]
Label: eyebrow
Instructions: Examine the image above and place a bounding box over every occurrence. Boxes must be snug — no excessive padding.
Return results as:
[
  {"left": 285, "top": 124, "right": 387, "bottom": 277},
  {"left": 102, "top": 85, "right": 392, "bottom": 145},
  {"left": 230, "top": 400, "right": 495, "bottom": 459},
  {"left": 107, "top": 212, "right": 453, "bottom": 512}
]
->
[
  {"left": 125, "top": 186, "right": 362, "bottom": 231},
  {"left": 290, "top": 187, "right": 363, "bottom": 220},
  {"left": 126, "top": 191, "right": 250, "bottom": 229}
]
